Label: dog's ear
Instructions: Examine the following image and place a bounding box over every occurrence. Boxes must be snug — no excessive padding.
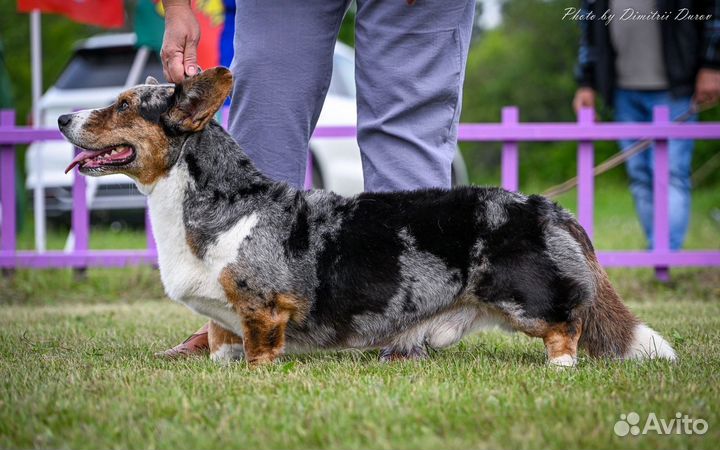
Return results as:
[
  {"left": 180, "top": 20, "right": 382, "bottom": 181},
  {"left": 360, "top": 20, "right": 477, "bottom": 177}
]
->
[
  {"left": 145, "top": 76, "right": 159, "bottom": 85},
  {"left": 165, "top": 67, "right": 233, "bottom": 132}
]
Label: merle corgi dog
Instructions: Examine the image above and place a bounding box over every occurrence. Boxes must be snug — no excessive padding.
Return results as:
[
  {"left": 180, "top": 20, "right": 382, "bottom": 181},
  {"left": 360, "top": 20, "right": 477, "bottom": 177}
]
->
[{"left": 58, "top": 67, "right": 676, "bottom": 366}]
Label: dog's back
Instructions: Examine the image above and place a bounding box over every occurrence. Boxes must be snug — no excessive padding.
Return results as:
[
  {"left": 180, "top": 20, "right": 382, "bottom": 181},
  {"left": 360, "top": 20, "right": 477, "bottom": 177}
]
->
[{"left": 279, "top": 185, "right": 675, "bottom": 364}]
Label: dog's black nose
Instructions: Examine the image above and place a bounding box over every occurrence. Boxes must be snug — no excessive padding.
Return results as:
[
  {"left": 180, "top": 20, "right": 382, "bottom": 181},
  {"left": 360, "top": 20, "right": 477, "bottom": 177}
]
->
[{"left": 58, "top": 114, "right": 72, "bottom": 128}]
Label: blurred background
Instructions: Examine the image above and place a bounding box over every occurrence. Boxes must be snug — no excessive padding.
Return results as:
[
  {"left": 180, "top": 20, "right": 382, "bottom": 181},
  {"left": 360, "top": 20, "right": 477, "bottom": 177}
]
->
[{"left": 0, "top": 0, "right": 718, "bottom": 262}]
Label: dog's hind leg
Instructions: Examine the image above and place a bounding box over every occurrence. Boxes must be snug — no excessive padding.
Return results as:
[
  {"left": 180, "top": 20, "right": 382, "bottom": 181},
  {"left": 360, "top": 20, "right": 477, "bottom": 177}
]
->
[
  {"left": 542, "top": 319, "right": 582, "bottom": 367},
  {"left": 208, "top": 321, "right": 244, "bottom": 363}
]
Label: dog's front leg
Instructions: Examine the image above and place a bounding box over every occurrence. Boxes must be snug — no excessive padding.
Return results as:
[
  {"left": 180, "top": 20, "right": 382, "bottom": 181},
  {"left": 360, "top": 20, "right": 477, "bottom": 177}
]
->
[
  {"left": 219, "top": 270, "right": 297, "bottom": 365},
  {"left": 239, "top": 306, "right": 291, "bottom": 365},
  {"left": 208, "top": 320, "right": 244, "bottom": 363}
]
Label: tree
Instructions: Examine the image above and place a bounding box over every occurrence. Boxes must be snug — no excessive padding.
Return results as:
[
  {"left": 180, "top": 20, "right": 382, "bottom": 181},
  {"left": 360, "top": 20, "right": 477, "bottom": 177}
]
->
[{"left": 460, "top": 0, "right": 619, "bottom": 187}]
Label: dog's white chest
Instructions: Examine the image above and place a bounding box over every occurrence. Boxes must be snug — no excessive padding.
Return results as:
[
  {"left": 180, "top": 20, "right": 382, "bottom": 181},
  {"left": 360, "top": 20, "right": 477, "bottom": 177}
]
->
[{"left": 145, "top": 167, "right": 257, "bottom": 334}]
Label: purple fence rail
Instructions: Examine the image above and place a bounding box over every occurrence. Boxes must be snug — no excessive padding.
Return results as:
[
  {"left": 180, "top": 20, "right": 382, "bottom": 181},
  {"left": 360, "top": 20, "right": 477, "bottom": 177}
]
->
[{"left": 1, "top": 106, "right": 719, "bottom": 279}]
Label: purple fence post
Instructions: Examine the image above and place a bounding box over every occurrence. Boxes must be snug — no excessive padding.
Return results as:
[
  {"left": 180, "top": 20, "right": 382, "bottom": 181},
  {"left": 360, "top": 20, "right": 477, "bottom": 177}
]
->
[
  {"left": 0, "top": 110, "right": 16, "bottom": 266},
  {"left": 577, "top": 107, "right": 595, "bottom": 241},
  {"left": 72, "top": 147, "right": 89, "bottom": 256},
  {"left": 653, "top": 106, "right": 671, "bottom": 282},
  {"left": 304, "top": 151, "right": 313, "bottom": 191},
  {"left": 501, "top": 107, "right": 519, "bottom": 192}
]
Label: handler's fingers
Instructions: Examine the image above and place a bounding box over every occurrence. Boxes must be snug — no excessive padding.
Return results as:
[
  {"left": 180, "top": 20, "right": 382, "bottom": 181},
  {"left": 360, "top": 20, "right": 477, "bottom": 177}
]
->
[
  {"left": 165, "top": 51, "right": 186, "bottom": 84},
  {"left": 183, "top": 43, "right": 199, "bottom": 77}
]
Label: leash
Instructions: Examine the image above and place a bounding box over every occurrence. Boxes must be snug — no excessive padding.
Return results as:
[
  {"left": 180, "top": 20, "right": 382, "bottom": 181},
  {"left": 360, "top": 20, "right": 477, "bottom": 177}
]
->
[{"left": 542, "top": 100, "right": 718, "bottom": 199}]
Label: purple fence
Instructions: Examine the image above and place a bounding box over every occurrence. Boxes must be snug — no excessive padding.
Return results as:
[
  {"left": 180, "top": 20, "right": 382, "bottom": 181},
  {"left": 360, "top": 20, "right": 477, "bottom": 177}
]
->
[{"left": 1, "top": 106, "right": 720, "bottom": 280}]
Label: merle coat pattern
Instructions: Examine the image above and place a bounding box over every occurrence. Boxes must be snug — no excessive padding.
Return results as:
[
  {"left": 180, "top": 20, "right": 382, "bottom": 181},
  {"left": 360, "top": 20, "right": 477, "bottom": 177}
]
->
[{"left": 57, "top": 67, "right": 676, "bottom": 366}]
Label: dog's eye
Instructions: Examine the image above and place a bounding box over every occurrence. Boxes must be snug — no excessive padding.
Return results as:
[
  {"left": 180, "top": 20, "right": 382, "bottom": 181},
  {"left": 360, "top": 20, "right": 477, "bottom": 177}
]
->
[{"left": 117, "top": 100, "right": 130, "bottom": 112}]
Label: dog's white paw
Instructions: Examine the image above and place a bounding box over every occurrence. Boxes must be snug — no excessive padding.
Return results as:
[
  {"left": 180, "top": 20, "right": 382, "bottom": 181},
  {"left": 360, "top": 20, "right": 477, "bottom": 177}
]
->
[
  {"left": 211, "top": 343, "right": 245, "bottom": 364},
  {"left": 548, "top": 354, "right": 577, "bottom": 368}
]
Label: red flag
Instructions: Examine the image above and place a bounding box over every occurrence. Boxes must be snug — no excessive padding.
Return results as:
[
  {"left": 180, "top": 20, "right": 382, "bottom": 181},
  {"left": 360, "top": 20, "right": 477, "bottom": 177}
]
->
[
  {"left": 18, "top": 0, "right": 125, "bottom": 29},
  {"left": 192, "top": 0, "right": 224, "bottom": 69}
]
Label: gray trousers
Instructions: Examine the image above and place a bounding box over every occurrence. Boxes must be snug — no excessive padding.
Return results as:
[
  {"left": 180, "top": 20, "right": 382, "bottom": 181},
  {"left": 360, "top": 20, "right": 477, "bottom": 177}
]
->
[{"left": 228, "top": 0, "right": 475, "bottom": 191}]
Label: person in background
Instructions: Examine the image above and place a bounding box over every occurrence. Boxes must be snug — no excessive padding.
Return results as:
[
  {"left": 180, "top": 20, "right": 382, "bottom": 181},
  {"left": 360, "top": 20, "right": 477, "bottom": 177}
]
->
[
  {"left": 573, "top": 0, "right": 720, "bottom": 250},
  {"left": 156, "top": 0, "right": 476, "bottom": 358}
]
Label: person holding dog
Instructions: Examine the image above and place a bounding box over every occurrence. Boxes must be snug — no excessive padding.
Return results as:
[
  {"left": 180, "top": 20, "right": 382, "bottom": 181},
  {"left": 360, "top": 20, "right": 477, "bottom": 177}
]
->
[
  {"left": 572, "top": 0, "right": 720, "bottom": 251},
  {"left": 157, "top": 0, "right": 476, "bottom": 358}
]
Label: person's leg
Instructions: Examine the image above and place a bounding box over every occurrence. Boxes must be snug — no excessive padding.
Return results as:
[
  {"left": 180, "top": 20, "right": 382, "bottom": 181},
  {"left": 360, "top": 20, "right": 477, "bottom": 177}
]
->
[
  {"left": 228, "top": 0, "right": 351, "bottom": 188},
  {"left": 615, "top": 88, "right": 655, "bottom": 248},
  {"left": 159, "top": 0, "right": 350, "bottom": 358},
  {"left": 658, "top": 93, "right": 695, "bottom": 250},
  {"left": 354, "top": 0, "right": 475, "bottom": 192}
]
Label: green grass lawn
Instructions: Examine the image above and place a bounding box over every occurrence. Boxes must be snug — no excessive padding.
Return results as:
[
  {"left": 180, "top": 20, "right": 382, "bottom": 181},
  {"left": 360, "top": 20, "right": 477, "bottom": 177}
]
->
[
  {"left": 1, "top": 184, "right": 719, "bottom": 449},
  {"left": 1, "top": 279, "right": 718, "bottom": 450}
]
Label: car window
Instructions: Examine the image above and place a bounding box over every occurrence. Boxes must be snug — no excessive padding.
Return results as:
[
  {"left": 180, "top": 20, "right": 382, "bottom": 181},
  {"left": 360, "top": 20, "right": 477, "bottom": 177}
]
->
[
  {"left": 56, "top": 47, "right": 134, "bottom": 89},
  {"left": 55, "top": 47, "right": 165, "bottom": 89}
]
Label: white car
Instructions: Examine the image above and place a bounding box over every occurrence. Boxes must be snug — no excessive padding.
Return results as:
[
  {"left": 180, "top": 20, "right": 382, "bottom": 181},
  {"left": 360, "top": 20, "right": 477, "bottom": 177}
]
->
[{"left": 27, "top": 33, "right": 468, "bottom": 218}]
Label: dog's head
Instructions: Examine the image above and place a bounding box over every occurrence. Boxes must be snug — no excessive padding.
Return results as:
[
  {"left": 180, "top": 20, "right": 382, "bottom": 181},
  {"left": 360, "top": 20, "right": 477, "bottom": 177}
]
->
[{"left": 58, "top": 67, "right": 232, "bottom": 186}]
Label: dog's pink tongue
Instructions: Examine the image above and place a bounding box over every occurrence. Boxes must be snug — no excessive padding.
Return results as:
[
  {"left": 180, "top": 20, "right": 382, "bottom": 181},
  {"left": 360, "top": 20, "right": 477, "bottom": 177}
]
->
[
  {"left": 64, "top": 150, "right": 96, "bottom": 174},
  {"left": 110, "top": 146, "right": 133, "bottom": 160}
]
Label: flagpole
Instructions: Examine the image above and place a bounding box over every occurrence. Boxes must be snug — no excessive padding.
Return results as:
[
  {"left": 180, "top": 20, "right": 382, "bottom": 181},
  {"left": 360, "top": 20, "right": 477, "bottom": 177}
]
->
[{"left": 30, "top": 9, "right": 46, "bottom": 252}]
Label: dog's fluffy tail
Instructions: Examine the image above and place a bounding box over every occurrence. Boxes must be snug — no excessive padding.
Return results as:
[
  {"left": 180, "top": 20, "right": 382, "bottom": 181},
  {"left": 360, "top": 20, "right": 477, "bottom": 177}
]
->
[{"left": 566, "top": 222, "right": 676, "bottom": 361}]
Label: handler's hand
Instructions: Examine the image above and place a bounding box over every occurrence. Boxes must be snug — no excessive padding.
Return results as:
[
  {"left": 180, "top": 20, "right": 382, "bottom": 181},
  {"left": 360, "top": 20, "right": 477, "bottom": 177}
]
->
[
  {"left": 161, "top": 2, "right": 200, "bottom": 83},
  {"left": 573, "top": 87, "right": 596, "bottom": 115},
  {"left": 694, "top": 68, "right": 720, "bottom": 106}
]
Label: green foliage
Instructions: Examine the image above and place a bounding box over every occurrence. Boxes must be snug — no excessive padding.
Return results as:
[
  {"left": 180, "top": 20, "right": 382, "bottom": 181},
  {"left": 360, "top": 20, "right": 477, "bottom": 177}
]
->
[
  {"left": 695, "top": 107, "right": 720, "bottom": 187},
  {"left": 463, "top": 0, "right": 580, "bottom": 124},
  {"left": 460, "top": 0, "right": 720, "bottom": 189},
  {"left": 461, "top": 0, "right": 602, "bottom": 188},
  {"left": 338, "top": 4, "right": 356, "bottom": 47}
]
